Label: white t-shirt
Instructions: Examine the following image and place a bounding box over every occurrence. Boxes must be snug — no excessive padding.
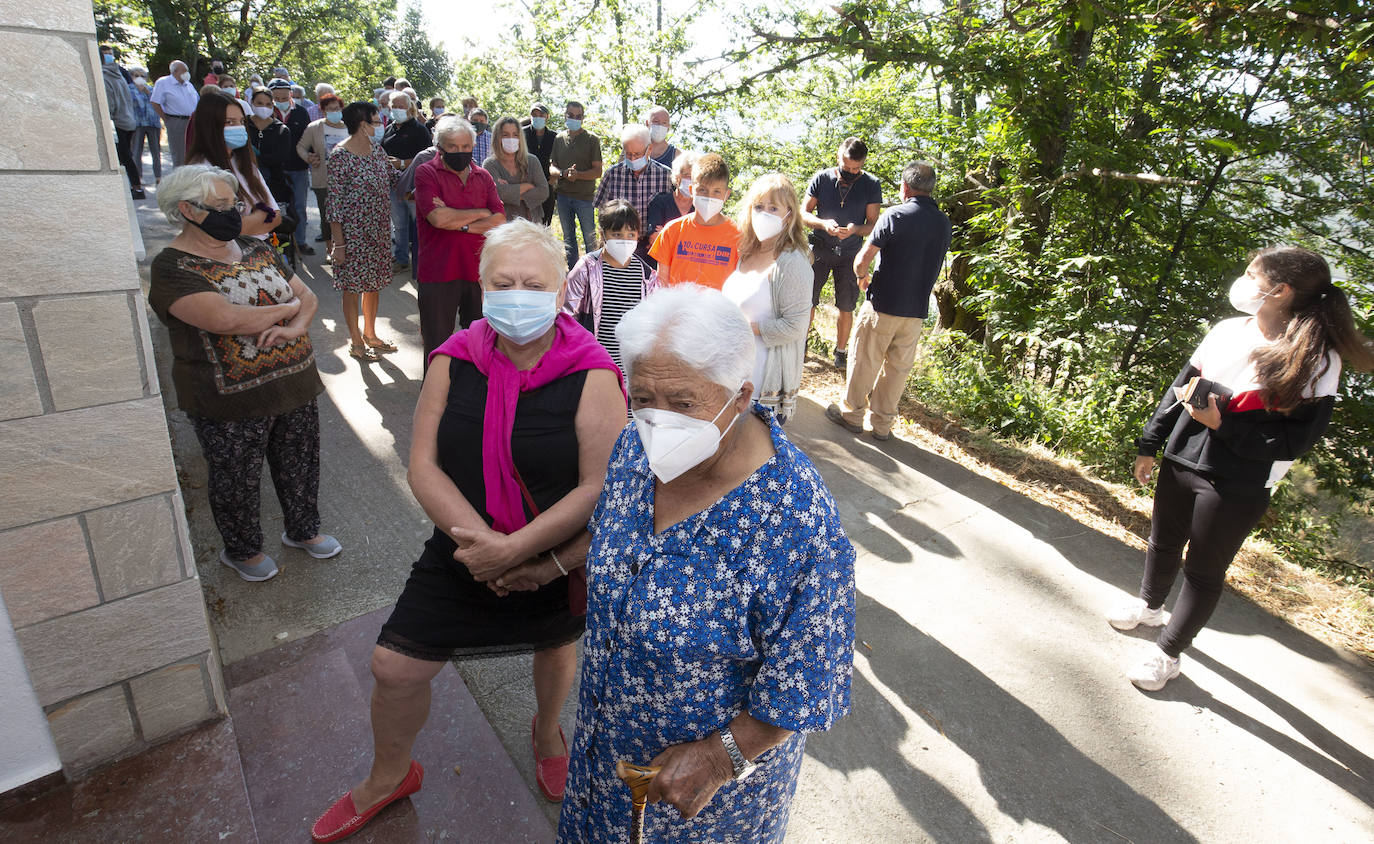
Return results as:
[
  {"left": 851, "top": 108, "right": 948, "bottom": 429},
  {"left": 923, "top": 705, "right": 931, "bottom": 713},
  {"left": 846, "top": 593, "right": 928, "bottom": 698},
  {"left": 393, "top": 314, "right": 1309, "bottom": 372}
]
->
[
  {"left": 722, "top": 267, "right": 773, "bottom": 401},
  {"left": 323, "top": 124, "right": 349, "bottom": 156},
  {"left": 1191, "top": 316, "right": 1341, "bottom": 486}
]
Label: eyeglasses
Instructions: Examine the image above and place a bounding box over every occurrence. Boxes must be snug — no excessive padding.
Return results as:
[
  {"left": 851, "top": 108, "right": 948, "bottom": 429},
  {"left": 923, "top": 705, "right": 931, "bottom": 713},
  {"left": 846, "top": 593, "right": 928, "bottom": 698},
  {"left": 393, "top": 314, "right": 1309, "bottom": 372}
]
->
[{"left": 189, "top": 200, "right": 248, "bottom": 214}]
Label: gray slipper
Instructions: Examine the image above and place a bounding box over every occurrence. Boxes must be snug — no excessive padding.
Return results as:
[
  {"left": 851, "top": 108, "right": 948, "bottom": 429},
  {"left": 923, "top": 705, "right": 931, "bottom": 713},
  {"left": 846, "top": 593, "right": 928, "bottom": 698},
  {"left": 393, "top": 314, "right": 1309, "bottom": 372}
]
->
[
  {"left": 281, "top": 532, "right": 342, "bottom": 559},
  {"left": 219, "top": 549, "right": 279, "bottom": 582}
]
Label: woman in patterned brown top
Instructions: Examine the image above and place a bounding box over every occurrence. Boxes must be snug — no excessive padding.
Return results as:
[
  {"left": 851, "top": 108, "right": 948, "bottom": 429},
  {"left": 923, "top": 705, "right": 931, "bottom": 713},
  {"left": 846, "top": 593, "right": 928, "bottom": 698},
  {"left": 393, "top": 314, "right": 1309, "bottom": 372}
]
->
[{"left": 148, "top": 164, "right": 342, "bottom": 583}]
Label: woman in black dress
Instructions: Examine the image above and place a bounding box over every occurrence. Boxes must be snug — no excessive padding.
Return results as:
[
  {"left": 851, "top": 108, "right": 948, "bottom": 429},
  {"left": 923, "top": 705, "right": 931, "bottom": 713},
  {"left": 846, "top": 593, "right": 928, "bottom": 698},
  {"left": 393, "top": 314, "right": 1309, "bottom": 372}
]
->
[{"left": 311, "top": 219, "right": 627, "bottom": 843}]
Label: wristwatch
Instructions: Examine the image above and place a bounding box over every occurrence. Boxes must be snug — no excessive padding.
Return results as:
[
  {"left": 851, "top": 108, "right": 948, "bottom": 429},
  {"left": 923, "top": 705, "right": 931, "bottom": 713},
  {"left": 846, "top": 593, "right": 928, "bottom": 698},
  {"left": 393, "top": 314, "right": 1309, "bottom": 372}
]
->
[
  {"left": 718, "top": 727, "right": 757, "bottom": 781},
  {"left": 460, "top": 223, "right": 469, "bottom": 232}
]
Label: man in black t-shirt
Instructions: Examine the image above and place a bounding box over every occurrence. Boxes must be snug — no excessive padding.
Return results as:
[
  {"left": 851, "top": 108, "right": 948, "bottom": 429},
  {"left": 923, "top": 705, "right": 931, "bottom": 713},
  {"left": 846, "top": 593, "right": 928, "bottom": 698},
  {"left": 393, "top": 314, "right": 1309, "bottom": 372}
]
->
[
  {"left": 827, "top": 161, "right": 951, "bottom": 441},
  {"left": 268, "top": 79, "right": 315, "bottom": 254},
  {"left": 802, "top": 137, "right": 883, "bottom": 369},
  {"left": 524, "top": 102, "right": 557, "bottom": 224}
]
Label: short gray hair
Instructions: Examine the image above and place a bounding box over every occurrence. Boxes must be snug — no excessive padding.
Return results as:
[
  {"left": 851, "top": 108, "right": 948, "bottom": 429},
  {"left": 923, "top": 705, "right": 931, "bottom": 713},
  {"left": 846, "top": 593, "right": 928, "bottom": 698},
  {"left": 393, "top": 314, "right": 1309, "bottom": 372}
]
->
[
  {"left": 291, "top": 84, "right": 306, "bottom": 99},
  {"left": 157, "top": 164, "right": 239, "bottom": 225},
  {"left": 616, "top": 286, "right": 755, "bottom": 391},
  {"left": 314, "top": 82, "right": 334, "bottom": 97},
  {"left": 642, "top": 105, "right": 669, "bottom": 123},
  {"left": 478, "top": 219, "right": 565, "bottom": 289},
  {"left": 620, "top": 123, "right": 651, "bottom": 148},
  {"left": 389, "top": 90, "right": 411, "bottom": 109},
  {"left": 434, "top": 116, "right": 475, "bottom": 146},
  {"left": 902, "top": 160, "right": 937, "bottom": 194}
]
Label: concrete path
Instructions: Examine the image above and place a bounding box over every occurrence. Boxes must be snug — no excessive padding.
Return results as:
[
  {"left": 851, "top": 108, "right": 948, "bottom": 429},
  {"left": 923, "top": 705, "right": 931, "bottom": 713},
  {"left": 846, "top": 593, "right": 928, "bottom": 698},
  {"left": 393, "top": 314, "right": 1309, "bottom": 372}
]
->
[{"left": 132, "top": 188, "right": 1373, "bottom": 842}]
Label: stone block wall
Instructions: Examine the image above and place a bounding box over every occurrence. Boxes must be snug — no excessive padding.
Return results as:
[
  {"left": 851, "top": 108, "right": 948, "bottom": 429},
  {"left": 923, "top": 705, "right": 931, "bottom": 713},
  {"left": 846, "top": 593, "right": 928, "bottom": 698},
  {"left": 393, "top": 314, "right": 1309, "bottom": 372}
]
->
[{"left": 0, "top": 1, "right": 226, "bottom": 780}]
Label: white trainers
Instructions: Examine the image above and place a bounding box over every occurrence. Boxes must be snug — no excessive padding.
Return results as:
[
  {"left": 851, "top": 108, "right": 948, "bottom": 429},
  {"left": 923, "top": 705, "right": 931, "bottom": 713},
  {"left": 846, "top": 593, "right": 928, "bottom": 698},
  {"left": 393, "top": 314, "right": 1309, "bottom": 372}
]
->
[
  {"left": 1107, "top": 598, "right": 1166, "bottom": 631},
  {"left": 1127, "top": 647, "right": 1181, "bottom": 691}
]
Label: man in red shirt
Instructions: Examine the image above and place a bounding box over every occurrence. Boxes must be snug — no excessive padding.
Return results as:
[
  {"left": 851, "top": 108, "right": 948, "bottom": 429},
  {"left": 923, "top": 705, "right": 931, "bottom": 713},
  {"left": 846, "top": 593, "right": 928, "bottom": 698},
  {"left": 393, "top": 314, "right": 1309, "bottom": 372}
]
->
[{"left": 414, "top": 117, "right": 507, "bottom": 362}]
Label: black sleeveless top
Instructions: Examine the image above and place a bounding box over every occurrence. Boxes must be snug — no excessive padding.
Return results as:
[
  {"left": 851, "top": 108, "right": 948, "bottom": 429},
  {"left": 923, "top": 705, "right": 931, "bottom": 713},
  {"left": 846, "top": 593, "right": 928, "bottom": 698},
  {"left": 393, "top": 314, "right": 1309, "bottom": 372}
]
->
[{"left": 411, "top": 357, "right": 587, "bottom": 656}]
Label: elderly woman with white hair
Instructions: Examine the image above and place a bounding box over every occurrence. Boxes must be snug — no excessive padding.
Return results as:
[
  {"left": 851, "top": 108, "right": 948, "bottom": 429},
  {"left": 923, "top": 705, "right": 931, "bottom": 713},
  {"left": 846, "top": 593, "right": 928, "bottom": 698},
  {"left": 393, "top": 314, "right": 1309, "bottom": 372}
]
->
[
  {"left": 148, "top": 164, "right": 340, "bottom": 583},
  {"left": 311, "top": 219, "right": 626, "bottom": 842},
  {"left": 593, "top": 123, "right": 673, "bottom": 258},
  {"left": 497, "top": 285, "right": 855, "bottom": 842}
]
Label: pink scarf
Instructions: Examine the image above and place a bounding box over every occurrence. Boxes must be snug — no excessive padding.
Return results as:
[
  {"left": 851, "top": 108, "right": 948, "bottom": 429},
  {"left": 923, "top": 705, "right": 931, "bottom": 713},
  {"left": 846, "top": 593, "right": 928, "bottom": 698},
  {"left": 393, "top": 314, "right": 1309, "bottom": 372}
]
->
[{"left": 428, "top": 313, "right": 624, "bottom": 533}]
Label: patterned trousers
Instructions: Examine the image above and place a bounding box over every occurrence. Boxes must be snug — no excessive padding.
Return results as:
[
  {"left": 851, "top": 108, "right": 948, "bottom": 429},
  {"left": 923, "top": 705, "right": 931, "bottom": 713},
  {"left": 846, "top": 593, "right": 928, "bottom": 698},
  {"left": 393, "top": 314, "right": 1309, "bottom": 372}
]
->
[{"left": 190, "top": 401, "right": 321, "bottom": 561}]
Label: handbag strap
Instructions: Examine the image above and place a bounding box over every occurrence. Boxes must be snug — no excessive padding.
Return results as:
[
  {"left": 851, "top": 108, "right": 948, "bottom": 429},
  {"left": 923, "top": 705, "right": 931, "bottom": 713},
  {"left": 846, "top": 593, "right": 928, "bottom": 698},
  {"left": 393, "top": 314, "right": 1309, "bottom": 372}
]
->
[{"left": 512, "top": 466, "right": 541, "bottom": 518}]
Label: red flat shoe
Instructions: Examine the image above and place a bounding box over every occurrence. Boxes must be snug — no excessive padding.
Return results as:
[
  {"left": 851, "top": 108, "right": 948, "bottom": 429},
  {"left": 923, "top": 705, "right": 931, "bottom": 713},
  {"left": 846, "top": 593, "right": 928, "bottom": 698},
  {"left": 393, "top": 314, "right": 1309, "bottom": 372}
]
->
[
  {"left": 532, "top": 714, "right": 569, "bottom": 802},
  {"left": 310, "top": 760, "right": 424, "bottom": 843}
]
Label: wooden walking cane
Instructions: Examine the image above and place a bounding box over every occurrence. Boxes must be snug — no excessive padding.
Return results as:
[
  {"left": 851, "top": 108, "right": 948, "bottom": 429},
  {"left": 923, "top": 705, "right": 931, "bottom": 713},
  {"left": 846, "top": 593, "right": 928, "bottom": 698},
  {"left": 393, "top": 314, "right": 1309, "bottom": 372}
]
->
[{"left": 615, "top": 760, "right": 662, "bottom": 844}]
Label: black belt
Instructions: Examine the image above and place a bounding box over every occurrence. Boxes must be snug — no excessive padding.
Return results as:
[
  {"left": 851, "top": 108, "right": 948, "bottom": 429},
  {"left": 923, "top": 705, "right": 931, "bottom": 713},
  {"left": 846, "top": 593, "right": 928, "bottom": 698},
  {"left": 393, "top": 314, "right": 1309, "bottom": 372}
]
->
[{"left": 164, "top": 113, "right": 191, "bottom": 119}]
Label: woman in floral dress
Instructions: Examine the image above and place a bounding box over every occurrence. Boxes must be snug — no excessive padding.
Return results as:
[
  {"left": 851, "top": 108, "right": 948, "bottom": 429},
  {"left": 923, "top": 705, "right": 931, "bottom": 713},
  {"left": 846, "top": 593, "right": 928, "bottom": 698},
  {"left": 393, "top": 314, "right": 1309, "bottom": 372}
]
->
[
  {"left": 497, "top": 285, "right": 856, "bottom": 843},
  {"left": 327, "top": 101, "right": 402, "bottom": 360}
]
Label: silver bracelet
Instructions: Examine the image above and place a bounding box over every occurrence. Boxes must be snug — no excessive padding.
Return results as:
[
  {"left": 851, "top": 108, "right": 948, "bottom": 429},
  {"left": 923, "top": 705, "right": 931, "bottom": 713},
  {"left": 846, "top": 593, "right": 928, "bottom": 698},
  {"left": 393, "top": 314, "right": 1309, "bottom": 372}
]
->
[{"left": 549, "top": 549, "right": 568, "bottom": 576}]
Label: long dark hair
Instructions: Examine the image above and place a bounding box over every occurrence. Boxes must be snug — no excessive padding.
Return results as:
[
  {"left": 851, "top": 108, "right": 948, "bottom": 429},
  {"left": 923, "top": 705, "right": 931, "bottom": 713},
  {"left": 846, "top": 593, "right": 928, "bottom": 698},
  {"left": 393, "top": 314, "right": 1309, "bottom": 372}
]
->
[
  {"left": 187, "top": 90, "right": 271, "bottom": 205},
  {"left": 1249, "top": 246, "right": 1374, "bottom": 410}
]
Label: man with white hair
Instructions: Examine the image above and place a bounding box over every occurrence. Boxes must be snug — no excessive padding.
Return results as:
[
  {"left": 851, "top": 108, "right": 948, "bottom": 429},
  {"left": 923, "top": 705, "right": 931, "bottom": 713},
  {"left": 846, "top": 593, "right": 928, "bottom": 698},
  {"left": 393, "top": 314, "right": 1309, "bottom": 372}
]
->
[
  {"left": 149, "top": 59, "right": 199, "bottom": 167},
  {"left": 412, "top": 117, "right": 507, "bottom": 358},
  {"left": 307, "top": 83, "right": 334, "bottom": 120},
  {"left": 593, "top": 124, "right": 672, "bottom": 256},
  {"left": 644, "top": 105, "right": 677, "bottom": 167},
  {"left": 381, "top": 89, "right": 433, "bottom": 273}
]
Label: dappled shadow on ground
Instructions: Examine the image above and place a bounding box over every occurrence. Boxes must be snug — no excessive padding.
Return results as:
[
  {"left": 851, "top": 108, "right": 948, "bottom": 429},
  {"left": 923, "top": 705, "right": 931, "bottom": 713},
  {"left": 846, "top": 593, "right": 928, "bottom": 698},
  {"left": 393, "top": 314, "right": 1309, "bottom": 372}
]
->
[
  {"left": 1156, "top": 649, "right": 1374, "bottom": 806},
  {"left": 806, "top": 593, "right": 1196, "bottom": 843}
]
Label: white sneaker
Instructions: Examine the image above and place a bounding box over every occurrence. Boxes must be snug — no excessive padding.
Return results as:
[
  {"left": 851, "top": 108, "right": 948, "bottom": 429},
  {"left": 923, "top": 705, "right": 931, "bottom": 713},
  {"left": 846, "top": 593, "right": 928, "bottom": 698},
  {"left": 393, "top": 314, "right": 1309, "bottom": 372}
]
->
[
  {"left": 1107, "top": 598, "right": 1166, "bottom": 631},
  {"left": 1127, "top": 648, "right": 1181, "bottom": 691}
]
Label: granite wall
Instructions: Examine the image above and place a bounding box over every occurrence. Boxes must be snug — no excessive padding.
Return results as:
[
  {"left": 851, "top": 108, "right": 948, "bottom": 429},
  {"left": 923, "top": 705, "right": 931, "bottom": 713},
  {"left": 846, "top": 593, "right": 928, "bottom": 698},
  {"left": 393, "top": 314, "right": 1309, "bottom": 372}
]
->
[{"left": 0, "top": 0, "right": 226, "bottom": 781}]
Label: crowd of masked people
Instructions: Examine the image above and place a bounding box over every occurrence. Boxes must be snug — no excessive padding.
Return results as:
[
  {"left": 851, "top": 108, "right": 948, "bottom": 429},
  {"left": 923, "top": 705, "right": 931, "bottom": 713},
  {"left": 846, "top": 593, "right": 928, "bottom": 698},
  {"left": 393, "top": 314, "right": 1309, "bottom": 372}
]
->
[{"left": 118, "top": 45, "right": 1373, "bottom": 844}]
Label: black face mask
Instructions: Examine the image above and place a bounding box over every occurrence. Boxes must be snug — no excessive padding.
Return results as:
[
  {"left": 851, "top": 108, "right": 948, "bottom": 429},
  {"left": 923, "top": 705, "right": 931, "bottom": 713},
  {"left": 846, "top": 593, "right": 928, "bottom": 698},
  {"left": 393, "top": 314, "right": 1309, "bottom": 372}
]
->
[
  {"left": 189, "top": 206, "right": 243, "bottom": 241},
  {"left": 838, "top": 168, "right": 860, "bottom": 184},
  {"left": 443, "top": 150, "right": 473, "bottom": 172}
]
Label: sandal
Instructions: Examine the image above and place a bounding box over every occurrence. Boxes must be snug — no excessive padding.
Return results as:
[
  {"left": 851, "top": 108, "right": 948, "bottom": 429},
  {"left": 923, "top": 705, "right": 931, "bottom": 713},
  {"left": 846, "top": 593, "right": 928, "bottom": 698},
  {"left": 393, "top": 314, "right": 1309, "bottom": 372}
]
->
[
  {"left": 348, "top": 343, "right": 377, "bottom": 360},
  {"left": 364, "top": 336, "right": 398, "bottom": 353}
]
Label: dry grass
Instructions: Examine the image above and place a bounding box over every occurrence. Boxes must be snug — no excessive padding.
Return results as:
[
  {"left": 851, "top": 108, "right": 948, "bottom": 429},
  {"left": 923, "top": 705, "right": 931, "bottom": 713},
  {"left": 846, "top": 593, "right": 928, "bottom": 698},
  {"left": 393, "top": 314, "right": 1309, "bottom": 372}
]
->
[{"left": 798, "top": 342, "right": 1374, "bottom": 664}]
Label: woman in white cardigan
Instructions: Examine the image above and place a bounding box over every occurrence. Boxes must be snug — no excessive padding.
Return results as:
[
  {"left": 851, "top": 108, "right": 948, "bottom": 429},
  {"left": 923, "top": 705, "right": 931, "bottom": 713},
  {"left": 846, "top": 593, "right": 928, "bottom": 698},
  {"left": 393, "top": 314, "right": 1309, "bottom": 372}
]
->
[
  {"left": 721, "top": 173, "right": 813, "bottom": 423},
  {"left": 294, "top": 93, "right": 349, "bottom": 254}
]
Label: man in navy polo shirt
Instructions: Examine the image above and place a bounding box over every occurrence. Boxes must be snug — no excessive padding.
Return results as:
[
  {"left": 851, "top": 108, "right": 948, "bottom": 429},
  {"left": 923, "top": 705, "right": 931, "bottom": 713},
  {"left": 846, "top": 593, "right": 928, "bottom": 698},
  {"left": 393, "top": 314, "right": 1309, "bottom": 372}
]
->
[
  {"left": 803, "top": 137, "right": 883, "bottom": 369},
  {"left": 827, "top": 160, "right": 951, "bottom": 441}
]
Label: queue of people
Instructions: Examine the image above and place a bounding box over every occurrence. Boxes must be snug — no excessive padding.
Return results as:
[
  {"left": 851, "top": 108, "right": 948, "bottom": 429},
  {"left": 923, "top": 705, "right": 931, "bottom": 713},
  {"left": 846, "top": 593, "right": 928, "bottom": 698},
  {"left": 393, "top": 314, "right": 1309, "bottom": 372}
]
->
[{"left": 125, "top": 56, "right": 1372, "bottom": 844}]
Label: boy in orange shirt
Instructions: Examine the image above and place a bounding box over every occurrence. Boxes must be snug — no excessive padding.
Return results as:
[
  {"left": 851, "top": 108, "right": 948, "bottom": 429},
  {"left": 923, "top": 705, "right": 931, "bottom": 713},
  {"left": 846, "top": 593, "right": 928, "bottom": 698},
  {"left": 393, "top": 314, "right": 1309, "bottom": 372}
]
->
[{"left": 648, "top": 152, "right": 739, "bottom": 289}]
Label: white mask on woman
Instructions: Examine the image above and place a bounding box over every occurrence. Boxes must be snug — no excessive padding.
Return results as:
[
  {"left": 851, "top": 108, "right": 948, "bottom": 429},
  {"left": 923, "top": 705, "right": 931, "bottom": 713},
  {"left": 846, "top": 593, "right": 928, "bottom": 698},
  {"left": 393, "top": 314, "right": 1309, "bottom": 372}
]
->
[
  {"left": 1229, "top": 275, "right": 1276, "bottom": 315},
  {"left": 252, "top": 106, "right": 274, "bottom": 120},
  {"left": 751, "top": 210, "right": 787, "bottom": 242},
  {"left": 603, "top": 238, "right": 637, "bottom": 265},
  {"left": 501, "top": 136, "right": 521, "bottom": 154},
  {"left": 633, "top": 386, "right": 743, "bottom": 483}
]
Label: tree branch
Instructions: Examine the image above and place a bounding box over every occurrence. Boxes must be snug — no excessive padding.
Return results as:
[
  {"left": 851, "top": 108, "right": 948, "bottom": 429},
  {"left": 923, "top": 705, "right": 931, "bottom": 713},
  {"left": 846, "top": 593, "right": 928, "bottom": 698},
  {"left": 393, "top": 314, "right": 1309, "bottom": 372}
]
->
[{"left": 1054, "top": 167, "right": 1202, "bottom": 187}]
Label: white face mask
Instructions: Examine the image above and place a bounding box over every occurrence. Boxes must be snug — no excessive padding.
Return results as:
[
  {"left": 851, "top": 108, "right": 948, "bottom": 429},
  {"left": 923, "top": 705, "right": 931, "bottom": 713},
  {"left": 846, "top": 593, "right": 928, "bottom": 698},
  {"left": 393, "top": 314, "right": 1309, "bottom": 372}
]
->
[
  {"left": 603, "top": 238, "right": 637, "bottom": 265},
  {"left": 633, "top": 387, "right": 743, "bottom": 484},
  {"left": 177, "top": 71, "right": 190, "bottom": 83},
  {"left": 252, "top": 106, "right": 273, "bottom": 120},
  {"left": 501, "top": 136, "right": 521, "bottom": 154},
  {"left": 649, "top": 124, "right": 669, "bottom": 144},
  {"left": 678, "top": 176, "right": 692, "bottom": 196},
  {"left": 223, "top": 86, "right": 237, "bottom": 96},
  {"left": 751, "top": 210, "right": 787, "bottom": 242},
  {"left": 693, "top": 194, "right": 724, "bottom": 222},
  {"left": 1229, "top": 275, "right": 1276, "bottom": 315}
]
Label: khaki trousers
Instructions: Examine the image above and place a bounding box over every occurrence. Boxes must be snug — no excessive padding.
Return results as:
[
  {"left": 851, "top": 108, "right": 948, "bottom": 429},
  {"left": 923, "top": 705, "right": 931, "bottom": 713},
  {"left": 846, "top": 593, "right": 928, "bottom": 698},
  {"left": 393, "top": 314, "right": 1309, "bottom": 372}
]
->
[{"left": 840, "top": 301, "right": 924, "bottom": 435}]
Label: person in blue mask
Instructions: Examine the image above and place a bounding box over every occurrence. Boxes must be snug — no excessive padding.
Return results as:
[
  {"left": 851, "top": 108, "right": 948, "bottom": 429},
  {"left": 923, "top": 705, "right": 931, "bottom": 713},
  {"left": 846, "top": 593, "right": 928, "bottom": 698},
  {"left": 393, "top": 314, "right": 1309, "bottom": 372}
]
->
[
  {"left": 185, "top": 91, "right": 282, "bottom": 239},
  {"left": 524, "top": 102, "right": 557, "bottom": 223},
  {"left": 379, "top": 90, "right": 432, "bottom": 275},
  {"left": 309, "top": 220, "right": 627, "bottom": 842},
  {"left": 327, "top": 101, "right": 403, "bottom": 360}
]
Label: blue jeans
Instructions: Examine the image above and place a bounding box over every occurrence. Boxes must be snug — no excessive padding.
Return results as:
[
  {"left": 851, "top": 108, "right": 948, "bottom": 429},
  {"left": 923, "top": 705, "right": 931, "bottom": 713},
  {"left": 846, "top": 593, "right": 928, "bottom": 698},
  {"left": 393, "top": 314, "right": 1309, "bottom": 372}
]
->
[
  {"left": 287, "top": 168, "right": 310, "bottom": 243},
  {"left": 391, "top": 194, "right": 416, "bottom": 265},
  {"left": 557, "top": 194, "right": 597, "bottom": 269}
]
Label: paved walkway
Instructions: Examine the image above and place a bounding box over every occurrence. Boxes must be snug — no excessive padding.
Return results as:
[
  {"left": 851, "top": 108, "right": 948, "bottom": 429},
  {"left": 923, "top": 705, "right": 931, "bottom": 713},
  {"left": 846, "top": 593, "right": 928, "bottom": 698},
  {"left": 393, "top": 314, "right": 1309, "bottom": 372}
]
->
[{"left": 131, "top": 188, "right": 1373, "bottom": 842}]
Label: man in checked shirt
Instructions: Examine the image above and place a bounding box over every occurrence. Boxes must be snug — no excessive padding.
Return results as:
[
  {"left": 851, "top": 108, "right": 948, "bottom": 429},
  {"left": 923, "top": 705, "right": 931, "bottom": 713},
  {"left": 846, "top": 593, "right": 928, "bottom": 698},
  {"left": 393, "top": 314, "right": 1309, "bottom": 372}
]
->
[{"left": 594, "top": 124, "right": 673, "bottom": 260}]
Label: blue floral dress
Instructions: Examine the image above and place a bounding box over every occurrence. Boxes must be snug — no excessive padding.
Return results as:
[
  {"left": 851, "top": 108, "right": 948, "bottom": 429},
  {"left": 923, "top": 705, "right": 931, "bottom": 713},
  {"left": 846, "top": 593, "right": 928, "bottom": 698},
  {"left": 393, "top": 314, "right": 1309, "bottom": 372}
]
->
[{"left": 557, "top": 406, "right": 856, "bottom": 843}]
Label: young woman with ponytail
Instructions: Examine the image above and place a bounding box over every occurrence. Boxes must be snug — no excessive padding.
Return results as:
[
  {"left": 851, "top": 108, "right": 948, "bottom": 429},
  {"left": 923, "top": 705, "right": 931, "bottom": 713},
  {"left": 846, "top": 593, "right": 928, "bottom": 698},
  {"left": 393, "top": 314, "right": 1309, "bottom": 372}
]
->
[{"left": 1112, "top": 246, "right": 1374, "bottom": 690}]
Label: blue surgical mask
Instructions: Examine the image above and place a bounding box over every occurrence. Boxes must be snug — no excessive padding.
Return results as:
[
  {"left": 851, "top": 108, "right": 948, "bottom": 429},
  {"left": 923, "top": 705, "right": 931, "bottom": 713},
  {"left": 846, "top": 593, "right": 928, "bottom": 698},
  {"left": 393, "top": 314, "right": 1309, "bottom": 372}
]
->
[
  {"left": 565, "top": 118, "right": 582, "bottom": 131},
  {"left": 390, "top": 108, "right": 410, "bottom": 123},
  {"left": 482, "top": 289, "right": 559, "bottom": 345},
  {"left": 372, "top": 124, "right": 384, "bottom": 141},
  {"left": 223, "top": 126, "right": 249, "bottom": 150},
  {"left": 432, "top": 106, "right": 445, "bottom": 116},
  {"left": 628, "top": 155, "right": 648, "bottom": 172},
  {"left": 531, "top": 116, "right": 546, "bottom": 130},
  {"left": 102, "top": 53, "right": 115, "bottom": 65},
  {"left": 325, "top": 110, "right": 342, "bottom": 123}
]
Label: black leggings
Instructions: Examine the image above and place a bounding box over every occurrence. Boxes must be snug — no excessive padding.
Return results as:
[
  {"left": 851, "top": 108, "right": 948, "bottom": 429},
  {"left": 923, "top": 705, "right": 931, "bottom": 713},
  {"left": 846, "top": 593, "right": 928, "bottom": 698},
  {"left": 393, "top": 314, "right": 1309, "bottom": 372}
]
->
[{"left": 1140, "top": 460, "right": 1270, "bottom": 657}]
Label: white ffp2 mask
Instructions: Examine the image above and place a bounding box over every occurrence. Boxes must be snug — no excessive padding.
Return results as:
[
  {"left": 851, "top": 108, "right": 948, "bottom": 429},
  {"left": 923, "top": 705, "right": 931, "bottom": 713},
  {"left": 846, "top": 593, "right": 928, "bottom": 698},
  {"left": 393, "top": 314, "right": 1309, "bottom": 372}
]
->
[{"left": 633, "top": 388, "right": 743, "bottom": 483}]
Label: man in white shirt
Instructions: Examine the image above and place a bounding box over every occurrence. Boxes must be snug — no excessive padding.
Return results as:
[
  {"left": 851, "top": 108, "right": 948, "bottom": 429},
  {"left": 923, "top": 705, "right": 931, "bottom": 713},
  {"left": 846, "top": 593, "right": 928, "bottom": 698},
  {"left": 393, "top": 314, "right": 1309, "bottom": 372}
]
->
[{"left": 149, "top": 60, "right": 199, "bottom": 167}]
